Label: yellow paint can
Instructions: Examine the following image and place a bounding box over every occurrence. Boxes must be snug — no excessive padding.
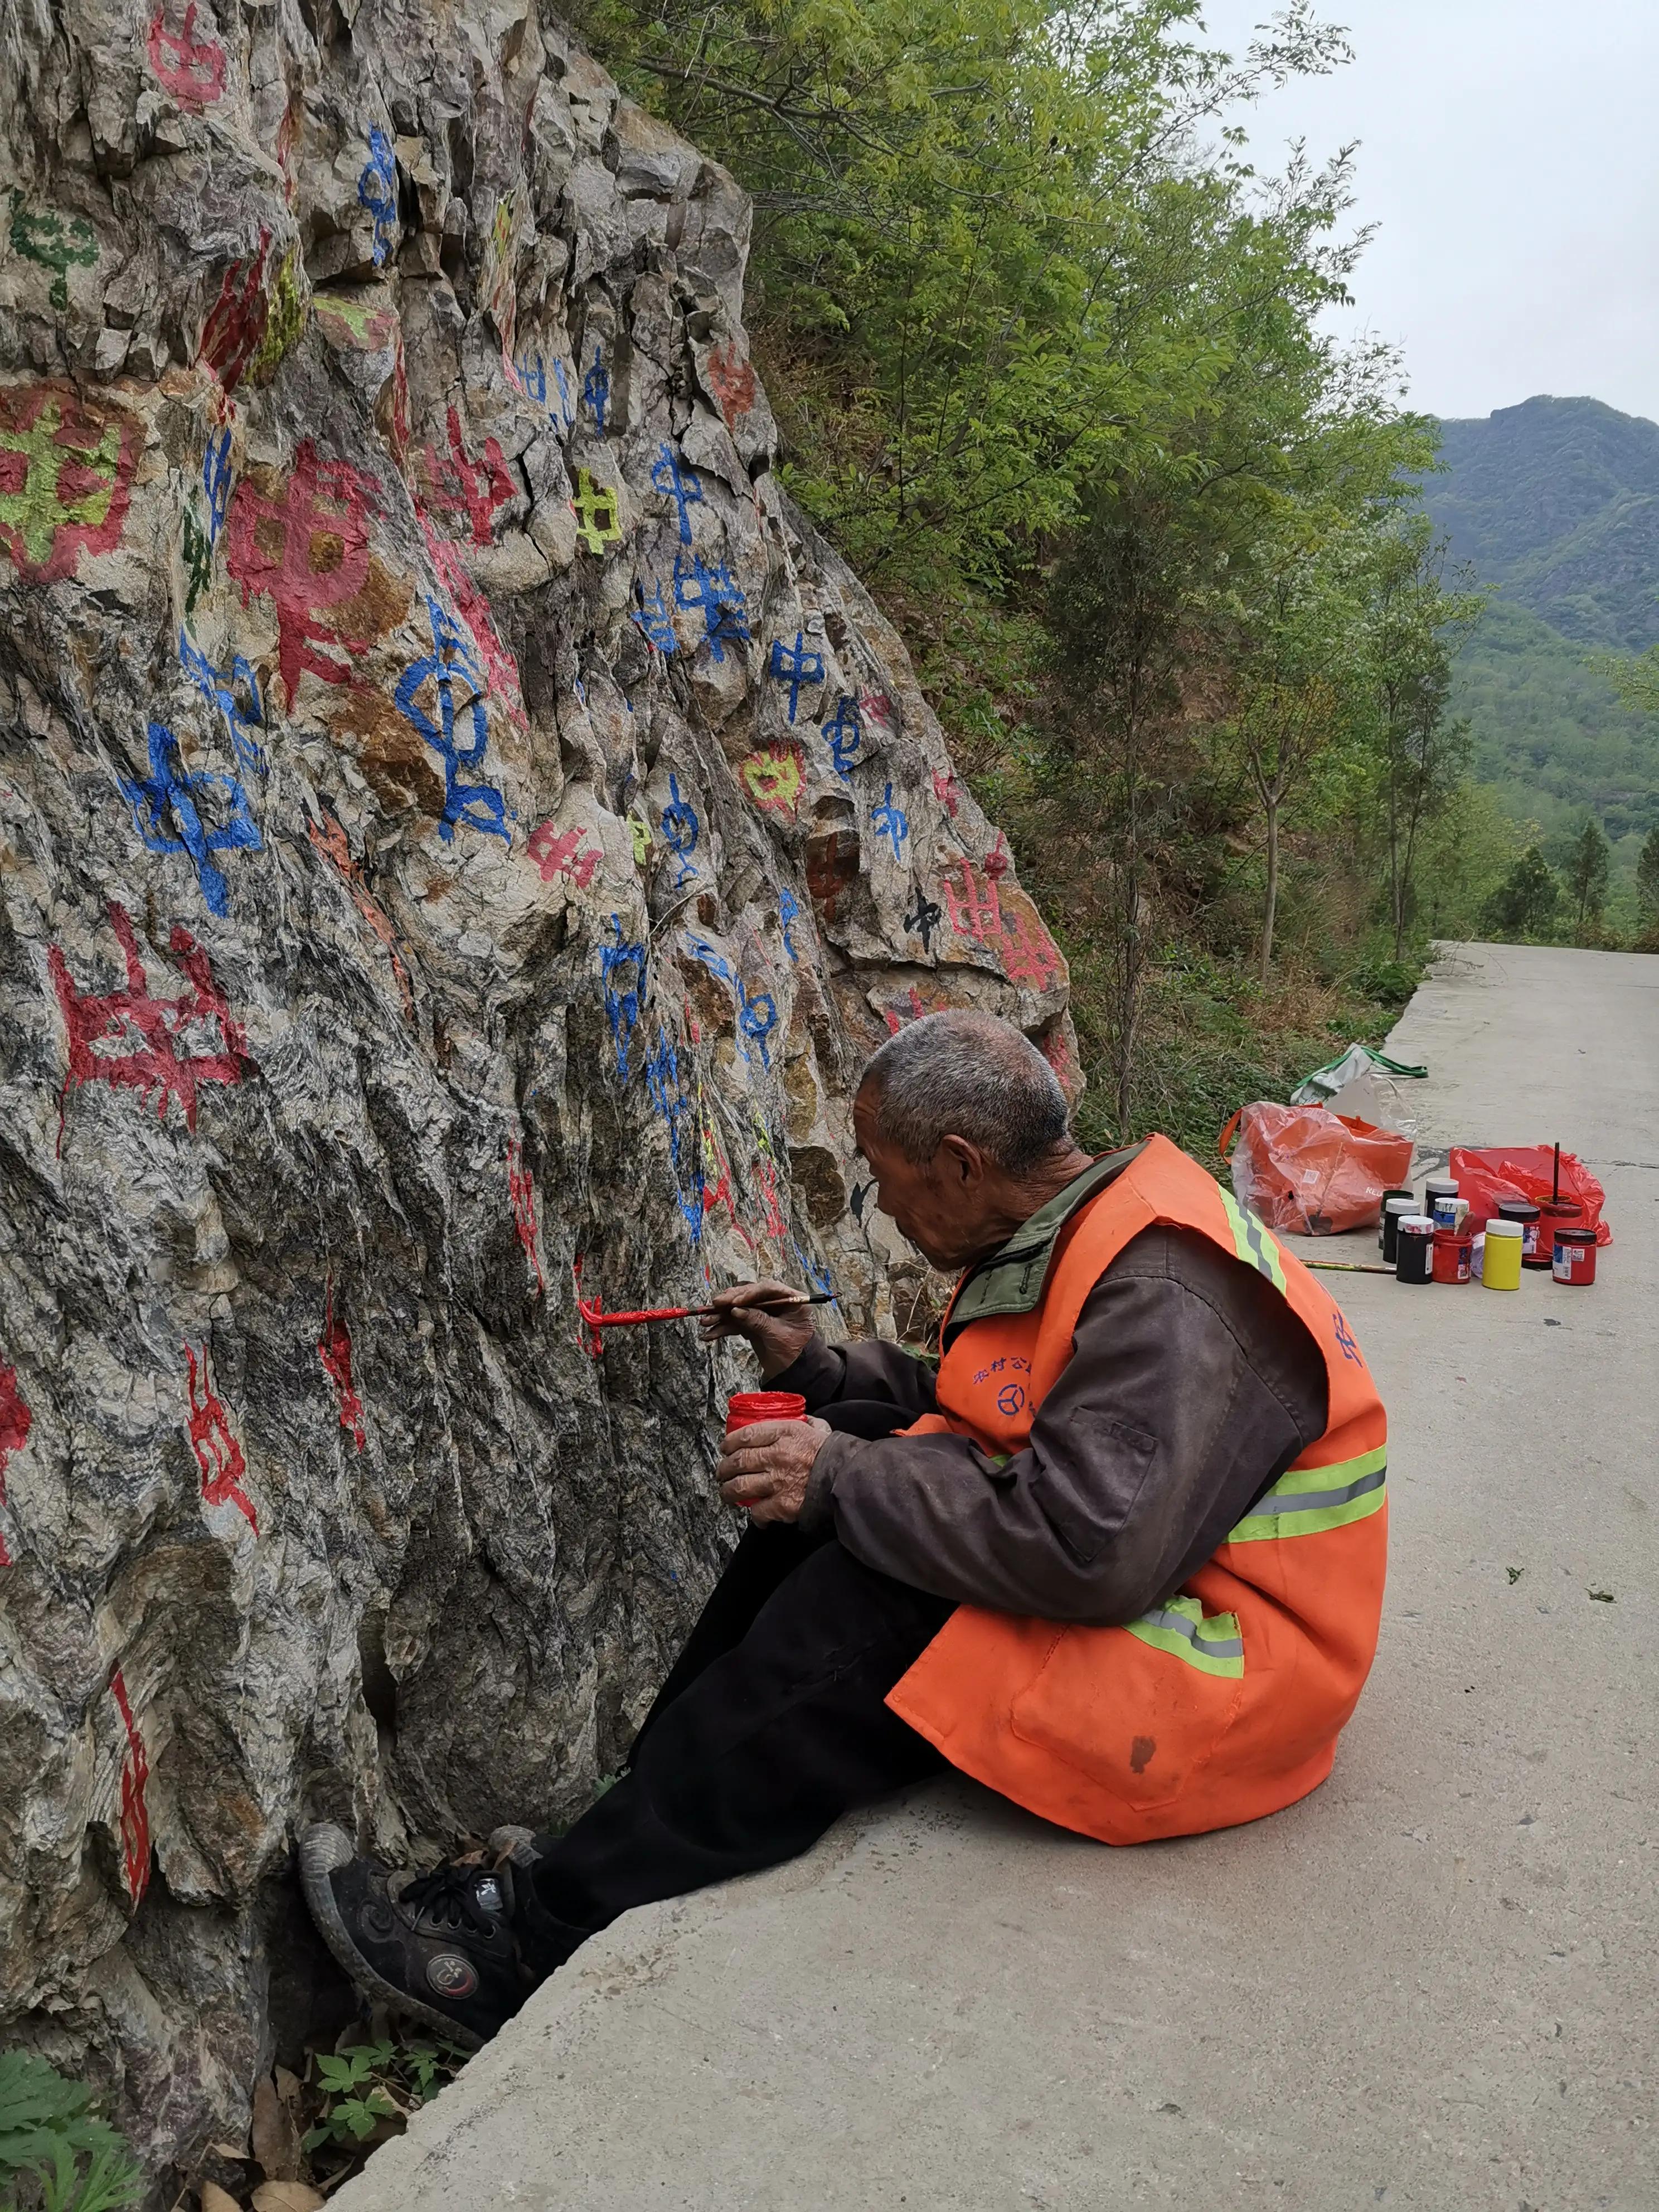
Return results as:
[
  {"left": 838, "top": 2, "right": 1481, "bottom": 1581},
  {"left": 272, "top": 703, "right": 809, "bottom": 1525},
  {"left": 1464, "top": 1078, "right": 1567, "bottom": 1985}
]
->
[{"left": 1482, "top": 1217, "right": 1524, "bottom": 1291}]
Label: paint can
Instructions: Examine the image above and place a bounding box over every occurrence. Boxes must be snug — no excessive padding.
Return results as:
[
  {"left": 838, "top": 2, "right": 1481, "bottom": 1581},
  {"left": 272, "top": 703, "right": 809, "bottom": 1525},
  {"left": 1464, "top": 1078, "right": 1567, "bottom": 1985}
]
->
[
  {"left": 1396, "top": 1215, "right": 1435, "bottom": 1284},
  {"left": 1498, "top": 1199, "right": 1544, "bottom": 1266},
  {"left": 1377, "top": 1188, "right": 1416, "bottom": 1250},
  {"left": 725, "top": 1391, "right": 808, "bottom": 1432},
  {"left": 1423, "top": 1177, "right": 1458, "bottom": 1225},
  {"left": 1551, "top": 1226, "right": 1598, "bottom": 1287},
  {"left": 1481, "top": 1217, "right": 1524, "bottom": 1291},
  {"left": 1381, "top": 1197, "right": 1415, "bottom": 1265},
  {"left": 1432, "top": 1228, "right": 1473, "bottom": 1284},
  {"left": 1539, "top": 1199, "right": 1582, "bottom": 1262}
]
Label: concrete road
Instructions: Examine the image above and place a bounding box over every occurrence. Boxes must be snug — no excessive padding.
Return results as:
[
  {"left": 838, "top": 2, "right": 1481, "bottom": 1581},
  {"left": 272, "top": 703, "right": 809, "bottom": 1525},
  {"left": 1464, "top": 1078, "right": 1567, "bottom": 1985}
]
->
[{"left": 337, "top": 943, "right": 1658, "bottom": 2212}]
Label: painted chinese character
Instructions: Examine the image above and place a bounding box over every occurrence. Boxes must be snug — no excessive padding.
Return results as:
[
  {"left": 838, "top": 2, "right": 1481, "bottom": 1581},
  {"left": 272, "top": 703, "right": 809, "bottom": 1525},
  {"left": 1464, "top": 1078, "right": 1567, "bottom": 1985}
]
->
[
  {"left": 768, "top": 630, "right": 825, "bottom": 725},
  {"left": 650, "top": 442, "right": 704, "bottom": 544},
  {"left": 418, "top": 405, "right": 517, "bottom": 546},
  {"left": 394, "top": 595, "right": 511, "bottom": 846},
  {"left": 821, "top": 695, "right": 862, "bottom": 779},
  {"left": 581, "top": 343, "right": 609, "bottom": 433},
  {"left": 704, "top": 342, "right": 756, "bottom": 430},
  {"left": 571, "top": 468, "right": 622, "bottom": 555},
  {"left": 779, "top": 886, "right": 800, "bottom": 962},
  {"left": 871, "top": 782, "right": 909, "bottom": 861},
  {"left": 318, "top": 1279, "right": 367, "bottom": 1448},
  {"left": 179, "top": 630, "right": 266, "bottom": 777},
  {"left": 904, "top": 891, "right": 943, "bottom": 953},
  {"left": 599, "top": 916, "right": 646, "bottom": 1078},
  {"left": 186, "top": 1341, "right": 257, "bottom": 1531},
  {"left": 119, "top": 720, "right": 263, "bottom": 918},
  {"left": 146, "top": 0, "right": 226, "bottom": 108},
  {"left": 740, "top": 744, "right": 804, "bottom": 821},
  {"left": 0, "top": 382, "right": 137, "bottom": 582},
  {"left": 672, "top": 551, "right": 750, "bottom": 660},
  {"left": 358, "top": 127, "right": 397, "bottom": 268},
  {"left": 9, "top": 205, "right": 98, "bottom": 310},
  {"left": 224, "top": 438, "right": 384, "bottom": 702},
  {"left": 630, "top": 580, "right": 677, "bottom": 654},
  {"left": 202, "top": 425, "right": 234, "bottom": 545},
  {"left": 661, "top": 774, "right": 700, "bottom": 887},
  {"left": 527, "top": 821, "right": 599, "bottom": 889}
]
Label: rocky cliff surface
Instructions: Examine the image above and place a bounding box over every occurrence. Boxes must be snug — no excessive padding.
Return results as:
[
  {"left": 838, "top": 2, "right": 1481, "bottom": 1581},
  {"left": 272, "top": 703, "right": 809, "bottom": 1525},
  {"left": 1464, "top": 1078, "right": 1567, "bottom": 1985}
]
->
[{"left": 0, "top": 0, "right": 1075, "bottom": 2183}]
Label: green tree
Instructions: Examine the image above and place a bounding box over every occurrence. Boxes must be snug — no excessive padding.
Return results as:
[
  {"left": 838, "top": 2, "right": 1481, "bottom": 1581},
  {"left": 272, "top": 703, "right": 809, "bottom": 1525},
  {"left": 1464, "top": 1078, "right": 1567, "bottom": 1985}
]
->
[
  {"left": 1636, "top": 824, "right": 1659, "bottom": 930},
  {"left": 1565, "top": 815, "right": 1611, "bottom": 942},
  {"left": 1482, "top": 844, "right": 1561, "bottom": 940}
]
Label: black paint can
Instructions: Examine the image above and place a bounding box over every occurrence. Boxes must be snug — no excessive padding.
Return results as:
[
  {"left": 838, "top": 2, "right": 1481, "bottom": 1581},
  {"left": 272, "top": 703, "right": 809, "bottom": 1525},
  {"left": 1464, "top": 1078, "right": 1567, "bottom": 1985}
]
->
[
  {"left": 1377, "top": 1188, "right": 1416, "bottom": 1251},
  {"left": 1396, "top": 1215, "right": 1435, "bottom": 1284},
  {"left": 1381, "top": 1197, "right": 1415, "bottom": 1264}
]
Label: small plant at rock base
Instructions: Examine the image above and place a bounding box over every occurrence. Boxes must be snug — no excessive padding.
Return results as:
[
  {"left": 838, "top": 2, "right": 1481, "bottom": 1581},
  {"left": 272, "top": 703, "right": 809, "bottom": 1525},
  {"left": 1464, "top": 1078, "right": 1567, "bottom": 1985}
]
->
[
  {"left": 302, "top": 2041, "right": 461, "bottom": 2155},
  {"left": 0, "top": 2050, "right": 145, "bottom": 2212}
]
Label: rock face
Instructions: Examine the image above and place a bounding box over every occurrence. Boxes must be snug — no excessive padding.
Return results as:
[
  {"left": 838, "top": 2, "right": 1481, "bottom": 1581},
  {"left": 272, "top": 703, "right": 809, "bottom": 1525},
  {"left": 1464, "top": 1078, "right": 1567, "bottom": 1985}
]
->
[{"left": 0, "top": 0, "right": 1076, "bottom": 2181}]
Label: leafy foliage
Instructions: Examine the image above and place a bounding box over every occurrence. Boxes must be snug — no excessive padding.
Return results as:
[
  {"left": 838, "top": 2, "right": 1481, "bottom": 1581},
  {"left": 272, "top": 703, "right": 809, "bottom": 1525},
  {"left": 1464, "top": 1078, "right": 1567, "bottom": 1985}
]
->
[
  {"left": 0, "top": 2051, "right": 144, "bottom": 2212},
  {"left": 1481, "top": 844, "right": 1562, "bottom": 940},
  {"left": 302, "top": 2041, "right": 460, "bottom": 2156}
]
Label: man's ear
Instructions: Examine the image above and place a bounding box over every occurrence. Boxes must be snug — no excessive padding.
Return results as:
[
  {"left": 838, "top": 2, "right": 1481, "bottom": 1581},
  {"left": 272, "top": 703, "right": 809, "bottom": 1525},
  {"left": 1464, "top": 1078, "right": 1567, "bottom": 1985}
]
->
[{"left": 937, "top": 1134, "right": 984, "bottom": 1187}]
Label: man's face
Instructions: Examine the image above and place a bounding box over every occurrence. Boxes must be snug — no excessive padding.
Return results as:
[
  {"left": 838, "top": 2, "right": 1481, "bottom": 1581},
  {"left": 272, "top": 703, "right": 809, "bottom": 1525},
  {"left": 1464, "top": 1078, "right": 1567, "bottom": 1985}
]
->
[{"left": 852, "top": 1083, "right": 998, "bottom": 1272}]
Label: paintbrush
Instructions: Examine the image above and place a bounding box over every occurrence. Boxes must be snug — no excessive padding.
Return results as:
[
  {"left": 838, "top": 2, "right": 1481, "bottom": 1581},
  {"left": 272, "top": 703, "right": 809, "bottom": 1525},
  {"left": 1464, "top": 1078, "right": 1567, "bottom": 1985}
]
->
[{"left": 580, "top": 1288, "right": 836, "bottom": 1331}]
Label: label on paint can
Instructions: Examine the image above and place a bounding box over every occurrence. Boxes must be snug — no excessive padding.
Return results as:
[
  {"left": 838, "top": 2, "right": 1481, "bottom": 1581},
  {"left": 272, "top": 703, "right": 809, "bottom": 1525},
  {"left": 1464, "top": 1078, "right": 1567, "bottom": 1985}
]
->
[{"left": 1551, "top": 1231, "right": 1597, "bottom": 1286}]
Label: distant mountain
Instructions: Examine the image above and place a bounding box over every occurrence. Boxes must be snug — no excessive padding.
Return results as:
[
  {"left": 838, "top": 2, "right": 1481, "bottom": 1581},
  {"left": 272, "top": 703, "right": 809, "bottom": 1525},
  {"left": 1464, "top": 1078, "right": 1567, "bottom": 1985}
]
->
[
  {"left": 1424, "top": 396, "right": 1659, "bottom": 651},
  {"left": 1418, "top": 396, "right": 1659, "bottom": 891}
]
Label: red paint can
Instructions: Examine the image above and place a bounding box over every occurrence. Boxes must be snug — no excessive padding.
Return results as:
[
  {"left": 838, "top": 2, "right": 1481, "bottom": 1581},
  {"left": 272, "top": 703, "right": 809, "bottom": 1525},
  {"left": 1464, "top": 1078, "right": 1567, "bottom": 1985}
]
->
[
  {"left": 725, "top": 1391, "right": 808, "bottom": 1432},
  {"left": 1432, "top": 1229, "right": 1473, "bottom": 1285},
  {"left": 1551, "top": 1228, "right": 1598, "bottom": 1287}
]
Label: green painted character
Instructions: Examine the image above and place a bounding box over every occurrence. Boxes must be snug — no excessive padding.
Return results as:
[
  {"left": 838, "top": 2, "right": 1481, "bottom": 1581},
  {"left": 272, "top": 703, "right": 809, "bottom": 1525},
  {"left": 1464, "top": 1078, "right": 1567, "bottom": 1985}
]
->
[{"left": 10, "top": 201, "right": 98, "bottom": 311}]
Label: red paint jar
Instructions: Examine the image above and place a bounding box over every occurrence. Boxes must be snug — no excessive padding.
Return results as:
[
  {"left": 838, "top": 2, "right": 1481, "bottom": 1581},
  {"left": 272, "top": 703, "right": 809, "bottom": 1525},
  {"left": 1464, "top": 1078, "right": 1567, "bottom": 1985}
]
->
[
  {"left": 725, "top": 1391, "right": 808, "bottom": 1432},
  {"left": 1551, "top": 1227, "right": 1598, "bottom": 1286},
  {"left": 1432, "top": 1229, "right": 1472, "bottom": 1284}
]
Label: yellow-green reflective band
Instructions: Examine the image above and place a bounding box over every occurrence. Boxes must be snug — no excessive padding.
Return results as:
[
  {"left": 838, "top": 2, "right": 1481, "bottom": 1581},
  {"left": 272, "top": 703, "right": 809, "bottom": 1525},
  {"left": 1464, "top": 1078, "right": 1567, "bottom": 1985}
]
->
[
  {"left": 1219, "top": 1187, "right": 1288, "bottom": 1293},
  {"left": 1226, "top": 1445, "right": 1388, "bottom": 1544},
  {"left": 1124, "top": 1594, "right": 1245, "bottom": 1679}
]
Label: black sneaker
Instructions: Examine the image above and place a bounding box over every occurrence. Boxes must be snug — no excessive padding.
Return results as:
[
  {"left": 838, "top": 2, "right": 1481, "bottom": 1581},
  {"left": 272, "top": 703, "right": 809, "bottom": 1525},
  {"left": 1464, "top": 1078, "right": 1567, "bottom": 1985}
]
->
[{"left": 299, "top": 1823, "right": 535, "bottom": 2050}]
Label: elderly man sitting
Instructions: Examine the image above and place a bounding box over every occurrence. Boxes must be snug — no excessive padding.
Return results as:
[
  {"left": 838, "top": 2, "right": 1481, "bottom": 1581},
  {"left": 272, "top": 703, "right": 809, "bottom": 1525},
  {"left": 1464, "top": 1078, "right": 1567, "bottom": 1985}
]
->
[{"left": 302, "top": 1011, "right": 1387, "bottom": 2048}]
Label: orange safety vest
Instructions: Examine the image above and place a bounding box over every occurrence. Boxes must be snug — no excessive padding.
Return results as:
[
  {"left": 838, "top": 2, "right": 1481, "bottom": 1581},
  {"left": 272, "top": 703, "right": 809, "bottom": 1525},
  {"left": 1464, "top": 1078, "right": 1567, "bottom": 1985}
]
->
[{"left": 885, "top": 1133, "right": 1388, "bottom": 1845}]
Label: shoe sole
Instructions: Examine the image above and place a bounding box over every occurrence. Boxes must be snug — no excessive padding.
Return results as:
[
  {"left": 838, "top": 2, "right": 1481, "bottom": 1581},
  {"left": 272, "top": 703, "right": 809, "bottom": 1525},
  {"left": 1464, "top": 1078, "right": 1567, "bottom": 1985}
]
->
[{"left": 298, "top": 1823, "right": 485, "bottom": 2054}]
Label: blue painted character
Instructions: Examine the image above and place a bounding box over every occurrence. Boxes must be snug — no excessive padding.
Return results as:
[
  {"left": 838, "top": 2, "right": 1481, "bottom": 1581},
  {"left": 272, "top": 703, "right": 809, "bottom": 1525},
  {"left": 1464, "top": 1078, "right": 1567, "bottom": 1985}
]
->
[
  {"left": 821, "top": 694, "right": 862, "bottom": 779},
  {"left": 551, "top": 357, "right": 574, "bottom": 430},
  {"left": 768, "top": 630, "right": 826, "bottom": 725},
  {"left": 738, "top": 987, "right": 777, "bottom": 1070},
  {"left": 119, "top": 720, "right": 263, "bottom": 919},
  {"left": 180, "top": 630, "right": 266, "bottom": 777},
  {"left": 582, "top": 343, "right": 609, "bottom": 433},
  {"left": 358, "top": 128, "right": 397, "bottom": 269},
  {"left": 779, "top": 886, "right": 800, "bottom": 962},
  {"left": 661, "top": 774, "right": 700, "bottom": 887},
  {"left": 673, "top": 553, "right": 750, "bottom": 663},
  {"left": 202, "top": 428, "right": 233, "bottom": 547},
  {"left": 871, "top": 782, "right": 909, "bottom": 861},
  {"left": 629, "top": 582, "right": 678, "bottom": 655},
  {"left": 599, "top": 916, "right": 647, "bottom": 1079},
  {"left": 646, "top": 1025, "right": 705, "bottom": 1241},
  {"left": 681, "top": 932, "right": 734, "bottom": 985},
  {"left": 793, "top": 1240, "right": 837, "bottom": 1303},
  {"left": 515, "top": 352, "right": 547, "bottom": 406},
  {"left": 650, "top": 443, "right": 704, "bottom": 545},
  {"left": 394, "top": 596, "right": 511, "bottom": 846}
]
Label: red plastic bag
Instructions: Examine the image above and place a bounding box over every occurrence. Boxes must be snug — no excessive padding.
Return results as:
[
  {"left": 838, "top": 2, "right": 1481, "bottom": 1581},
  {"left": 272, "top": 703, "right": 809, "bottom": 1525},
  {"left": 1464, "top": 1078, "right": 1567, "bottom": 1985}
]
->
[
  {"left": 1220, "top": 1102, "right": 1415, "bottom": 1236},
  {"left": 1448, "top": 1147, "right": 1611, "bottom": 1246}
]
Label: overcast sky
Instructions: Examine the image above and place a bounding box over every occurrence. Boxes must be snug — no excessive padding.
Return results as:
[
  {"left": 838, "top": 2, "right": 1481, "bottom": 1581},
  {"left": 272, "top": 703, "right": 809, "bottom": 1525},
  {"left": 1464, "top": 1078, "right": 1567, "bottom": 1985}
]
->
[{"left": 1199, "top": 0, "right": 1659, "bottom": 424}]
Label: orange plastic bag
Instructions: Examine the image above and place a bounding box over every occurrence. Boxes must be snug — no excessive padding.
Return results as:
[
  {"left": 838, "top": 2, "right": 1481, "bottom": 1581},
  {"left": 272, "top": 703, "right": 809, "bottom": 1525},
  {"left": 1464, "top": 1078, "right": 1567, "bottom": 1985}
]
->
[
  {"left": 1219, "top": 1102, "right": 1415, "bottom": 1236},
  {"left": 1448, "top": 1146, "right": 1611, "bottom": 1246}
]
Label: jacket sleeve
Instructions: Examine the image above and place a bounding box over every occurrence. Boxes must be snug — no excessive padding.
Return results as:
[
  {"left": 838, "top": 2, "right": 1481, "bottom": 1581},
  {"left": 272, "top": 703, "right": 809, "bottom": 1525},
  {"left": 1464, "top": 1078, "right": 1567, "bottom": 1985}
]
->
[
  {"left": 766, "top": 1331, "right": 939, "bottom": 1420},
  {"left": 799, "top": 1225, "right": 1329, "bottom": 1626}
]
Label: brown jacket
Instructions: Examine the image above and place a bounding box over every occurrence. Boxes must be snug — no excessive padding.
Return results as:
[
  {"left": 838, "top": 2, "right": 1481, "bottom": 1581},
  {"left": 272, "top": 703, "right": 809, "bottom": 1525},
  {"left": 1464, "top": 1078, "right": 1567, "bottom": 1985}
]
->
[{"left": 785, "top": 1155, "right": 1328, "bottom": 1627}]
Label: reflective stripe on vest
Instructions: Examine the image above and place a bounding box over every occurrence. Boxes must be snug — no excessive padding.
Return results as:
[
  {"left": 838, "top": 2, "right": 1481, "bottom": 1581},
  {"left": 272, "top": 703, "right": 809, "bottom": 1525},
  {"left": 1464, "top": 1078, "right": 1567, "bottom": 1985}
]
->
[
  {"left": 1218, "top": 1185, "right": 1288, "bottom": 1292},
  {"left": 1225, "top": 1444, "right": 1388, "bottom": 1544},
  {"left": 1124, "top": 1593, "right": 1245, "bottom": 1679}
]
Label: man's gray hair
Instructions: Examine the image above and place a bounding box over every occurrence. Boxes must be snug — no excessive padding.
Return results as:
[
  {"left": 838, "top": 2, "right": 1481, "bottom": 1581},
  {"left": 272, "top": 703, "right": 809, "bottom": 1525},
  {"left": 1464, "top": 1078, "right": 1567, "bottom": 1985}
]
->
[{"left": 858, "top": 1010, "right": 1070, "bottom": 1174}]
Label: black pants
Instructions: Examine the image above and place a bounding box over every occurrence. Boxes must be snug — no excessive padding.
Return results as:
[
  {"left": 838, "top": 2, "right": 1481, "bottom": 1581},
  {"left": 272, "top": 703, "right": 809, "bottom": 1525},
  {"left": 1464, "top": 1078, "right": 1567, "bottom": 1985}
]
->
[{"left": 522, "top": 1522, "right": 953, "bottom": 1978}]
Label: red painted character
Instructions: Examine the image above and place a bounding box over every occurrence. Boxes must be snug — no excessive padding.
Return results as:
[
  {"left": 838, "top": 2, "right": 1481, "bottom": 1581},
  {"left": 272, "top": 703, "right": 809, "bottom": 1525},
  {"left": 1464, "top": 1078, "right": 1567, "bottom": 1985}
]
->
[
  {"left": 185, "top": 1342, "right": 258, "bottom": 1531},
  {"left": 48, "top": 901, "right": 247, "bottom": 1146},
  {"left": 418, "top": 407, "right": 517, "bottom": 547},
  {"left": 416, "top": 512, "right": 525, "bottom": 727},
  {"left": 317, "top": 1280, "right": 367, "bottom": 1450},
  {"left": 198, "top": 229, "right": 273, "bottom": 395},
  {"left": 703, "top": 343, "right": 756, "bottom": 431},
  {"left": 110, "top": 1667, "right": 151, "bottom": 1905},
  {"left": 0, "top": 382, "right": 138, "bottom": 583},
  {"left": 0, "top": 1365, "right": 32, "bottom": 1568},
  {"left": 506, "top": 1137, "right": 546, "bottom": 1296},
  {"left": 526, "top": 821, "right": 598, "bottom": 889},
  {"left": 224, "top": 438, "right": 383, "bottom": 704},
  {"left": 145, "top": 0, "right": 226, "bottom": 108},
  {"left": 997, "top": 892, "right": 1064, "bottom": 989},
  {"left": 932, "top": 769, "right": 962, "bottom": 819},
  {"left": 941, "top": 859, "right": 1002, "bottom": 944}
]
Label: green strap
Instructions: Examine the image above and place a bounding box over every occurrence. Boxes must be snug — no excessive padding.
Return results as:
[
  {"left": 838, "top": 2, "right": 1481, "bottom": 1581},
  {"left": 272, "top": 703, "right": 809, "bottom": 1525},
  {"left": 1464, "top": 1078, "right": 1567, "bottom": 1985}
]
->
[
  {"left": 1219, "top": 1186, "right": 1289, "bottom": 1293},
  {"left": 1226, "top": 1444, "right": 1388, "bottom": 1544},
  {"left": 1123, "top": 1594, "right": 1245, "bottom": 1680}
]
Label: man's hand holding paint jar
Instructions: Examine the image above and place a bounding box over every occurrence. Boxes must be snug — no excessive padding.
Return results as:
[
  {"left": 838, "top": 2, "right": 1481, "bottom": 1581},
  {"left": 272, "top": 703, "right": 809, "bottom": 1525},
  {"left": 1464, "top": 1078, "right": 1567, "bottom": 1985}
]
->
[{"left": 716, "top": 1411, "right": 831, "bottom": 1523}]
